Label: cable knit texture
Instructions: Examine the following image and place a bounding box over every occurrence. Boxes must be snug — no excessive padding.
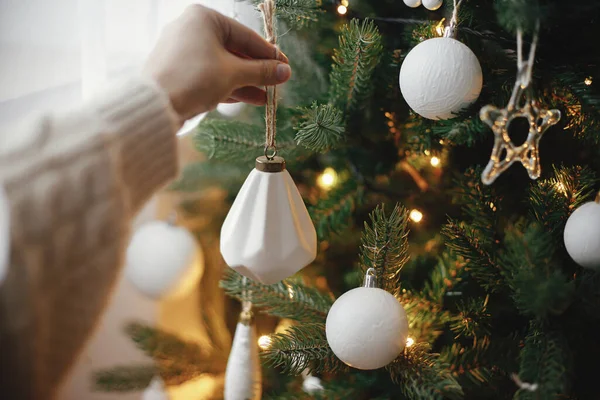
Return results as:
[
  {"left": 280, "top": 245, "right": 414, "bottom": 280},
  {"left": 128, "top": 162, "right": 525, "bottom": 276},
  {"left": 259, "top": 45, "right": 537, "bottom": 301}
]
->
[{"left": 0, "top": 77, "right": 179, "bottom": 399}]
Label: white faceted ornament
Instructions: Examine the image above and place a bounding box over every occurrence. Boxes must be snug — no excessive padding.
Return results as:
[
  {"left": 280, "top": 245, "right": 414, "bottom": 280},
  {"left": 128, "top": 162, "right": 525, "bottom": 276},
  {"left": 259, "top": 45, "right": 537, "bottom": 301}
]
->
[
  {"left": 0, "top": 185, "right": 9, "bottom": 284},
  {"left": 221, "top": 157, "right": 317, "bottom": 284},
  {"left": 403, "top": 0, "right": 422, "bottom": 8},
  {"left": 423, "top": 0, "right": 443, "bottom": 10},
  {"left": 564, "top": 200, "right": 600, "bottom": 269},
  {"left": 326, "top": 274, "right": 408, "bottom": 370},
  {"left": 217, "top": 102, "right": 245, "bottom": 117},
  {"left": 400, "top": 37, "right": 483, "bottom": 120},
  {"left": 142, "top": 377, "right": 170, "bottom": 400},
  {"left": 126, "top": 220, "right": 203, "bottom": 299},
  {"left": 224, "top": 322, "right": 262, "bottom": 400}
]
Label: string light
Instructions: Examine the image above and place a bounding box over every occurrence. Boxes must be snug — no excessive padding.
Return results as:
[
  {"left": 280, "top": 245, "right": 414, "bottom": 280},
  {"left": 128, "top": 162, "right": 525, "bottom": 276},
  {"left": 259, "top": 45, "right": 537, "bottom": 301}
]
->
[
  {"left": 554, "top": 181, "right": 568, "bottom": 197},
  {"left": 424, "top": 149, "right": 431, "bottom": 156},
  {"left": 258, "top": 335, "right": 272, "bottom": 350},
  {"left": 287, "top": 284, "right": 295, "bottom": 299},
  {"left": 435, "top": 18, "right": 446, "bottom": 36},
  {"left": 341, "top": 0, "right": 349, "bottom": 5},
  {"left": 406, "top": 337, "right": 415, "bottom": 348},
  {"left": 489, "top": 202, "right": 497, "bottom": 212},
  {"left": 337, "top": 5, "right": 347, "bottom": 15},
  {"left": 317, "top": 167, "right": 338, "bottom": 190},
  {"left": 430, "top": 156, "right": 441, "bottom": 167},
  {"left": 409, "top": 209, "right": 423, "bottom": 223},
  {"left": 584, "top": 76, "right": 593, "bottom": 86}
]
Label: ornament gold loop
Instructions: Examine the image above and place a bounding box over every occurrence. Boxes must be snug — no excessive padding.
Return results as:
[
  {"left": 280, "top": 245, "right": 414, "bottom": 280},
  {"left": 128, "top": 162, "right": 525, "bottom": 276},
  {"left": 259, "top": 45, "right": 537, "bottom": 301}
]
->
[{"left": 264, "top": 145, "right": 277, "bottom": 160}]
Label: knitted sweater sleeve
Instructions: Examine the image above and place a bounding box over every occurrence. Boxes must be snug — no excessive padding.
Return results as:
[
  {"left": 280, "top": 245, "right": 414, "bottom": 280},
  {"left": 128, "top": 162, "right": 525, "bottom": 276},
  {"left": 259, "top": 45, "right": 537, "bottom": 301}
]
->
[{"left": 0, "top": 77, "right": 180, "bottom": 399}]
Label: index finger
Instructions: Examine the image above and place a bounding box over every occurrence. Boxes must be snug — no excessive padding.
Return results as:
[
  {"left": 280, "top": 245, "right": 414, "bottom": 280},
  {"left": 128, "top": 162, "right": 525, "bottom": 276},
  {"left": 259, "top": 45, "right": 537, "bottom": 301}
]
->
[{"left": 214, "top": 11, "right": 288, "bottom": 63}]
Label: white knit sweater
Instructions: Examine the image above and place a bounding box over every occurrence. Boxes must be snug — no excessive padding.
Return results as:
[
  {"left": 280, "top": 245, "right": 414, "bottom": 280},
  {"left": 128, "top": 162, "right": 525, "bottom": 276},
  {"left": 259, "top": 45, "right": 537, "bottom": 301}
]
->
[{"left": 0, "top": 77, "right": 180, "bottom": 399}]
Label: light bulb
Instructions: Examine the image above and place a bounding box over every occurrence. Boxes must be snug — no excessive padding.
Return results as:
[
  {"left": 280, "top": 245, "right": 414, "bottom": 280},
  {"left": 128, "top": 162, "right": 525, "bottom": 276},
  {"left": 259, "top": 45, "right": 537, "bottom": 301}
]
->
[
  {"left": 409, "top": 209, "right": 423, "bottom": 223},
  {"left": 585, "top": 77, "right": 593, "bottom": 86},
  {"left": 406, "top": 337, "right": 415, "bottom": 347},
  {"left": 430, "top": 156, "right": 441, "bottom": 167},
  {"left": 258, "top": 335, "right": 272, "bottom": 350},
  {"left": 337, "top": 5, "right": 347, "bottom": 15},
  {"left": 317, "top": 167, "right": 338, "bottom": 190}
]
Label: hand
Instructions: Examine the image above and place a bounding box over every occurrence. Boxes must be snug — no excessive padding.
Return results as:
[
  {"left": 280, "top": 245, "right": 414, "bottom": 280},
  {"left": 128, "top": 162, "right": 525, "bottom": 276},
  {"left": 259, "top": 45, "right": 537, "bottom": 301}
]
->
[{"left": 143, "top": 5, "right": 291, "bottom": 123}]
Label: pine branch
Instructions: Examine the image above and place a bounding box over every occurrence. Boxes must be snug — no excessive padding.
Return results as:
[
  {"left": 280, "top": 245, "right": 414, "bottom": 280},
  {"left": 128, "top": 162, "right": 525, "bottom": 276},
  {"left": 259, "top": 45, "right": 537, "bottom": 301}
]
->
[
  {"left": 261, "top": 323, "right": 346, "bottom": 375},
  {"left": 515, "top": 323, "right": 570, "bottom": 400},
  {"left": 450, "top": 296, "right": 492, "bottom": 340},
  {"left": 309, "top": 179, "right": 364, "bottom": 240},
  {"left": 386, "top": 343, "right": 463, "bottom": 400},
  {"left": 251, "top": 0, "right": 323, "bottom": 29},
  {"left": 125, "top": 322, "right": 225, "bottom": 385},
  {"left": 220, "top": 270, "right": 334, "bottom": 323},
  {"left": 442, "top": 220, "right": 503, "bottom": 293},
  {"left": 529, "top": 165, "right": 598, "bottom": 237},
  {"left": 329, "top": 19, "right": 384, "bottom": 113},
  {"left": 400, "top": 292, "right": 453, "bottom": 345},
  {"left": 358, "top": 203, "right": 410, "bottom": 296},
  {"left": 295, "top": 102, "right": 345, "bottom": 152},
  {"left": 169, "top": 162, "right": 246, "bottom": 192},
  {"left": 94, "top": 365, "right": 156, "bottom": 392},
  {"left": 500, "top": 223, "right": 574, "bottom": 318},
  {"left": 494, "top": 0, "right": 544, "bottom": 34},
  {"left": 194, "top": 119, "right": 298, "bottom": 164}
]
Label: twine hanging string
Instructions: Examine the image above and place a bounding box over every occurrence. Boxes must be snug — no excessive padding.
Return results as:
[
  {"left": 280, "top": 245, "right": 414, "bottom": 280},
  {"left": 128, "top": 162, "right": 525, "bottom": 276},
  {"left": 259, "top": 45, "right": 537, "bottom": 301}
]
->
[
  {"left": 444, "top": 0, "right": 464, "bottom": 38},
  {"left": 259, "top": 0, "right": 278, "bottom": 159},
  {"left": 241, "top": 276, "right": 253, "bottom": 324},
  {"left": 509, "top": 22, "right": 540, "bottom": 109}
]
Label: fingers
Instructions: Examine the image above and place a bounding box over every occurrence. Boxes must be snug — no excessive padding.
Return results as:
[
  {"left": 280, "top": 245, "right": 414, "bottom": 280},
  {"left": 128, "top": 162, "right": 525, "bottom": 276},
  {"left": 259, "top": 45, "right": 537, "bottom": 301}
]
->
[
  {"left": 234, "top": 58, "right": 292, "bottom": 87},
  {"left": 229, "top": 86, "right": 267, "bottom": 105},
  {"left": 213, "top": 11, "right": 288, "bottom": 63}
]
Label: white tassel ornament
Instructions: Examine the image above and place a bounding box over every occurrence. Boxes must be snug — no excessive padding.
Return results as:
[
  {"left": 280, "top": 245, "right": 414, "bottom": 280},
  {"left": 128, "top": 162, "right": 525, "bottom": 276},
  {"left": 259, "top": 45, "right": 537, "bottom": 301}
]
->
[{"left": 224, "top": 306, "right": 262, "bottom": 400}]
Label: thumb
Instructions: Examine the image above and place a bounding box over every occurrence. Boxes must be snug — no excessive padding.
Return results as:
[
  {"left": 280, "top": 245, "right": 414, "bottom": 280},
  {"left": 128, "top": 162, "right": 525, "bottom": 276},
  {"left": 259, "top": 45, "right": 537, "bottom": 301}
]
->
[{"left": 234, "top": 58, "right": 292, "bottom": 87}]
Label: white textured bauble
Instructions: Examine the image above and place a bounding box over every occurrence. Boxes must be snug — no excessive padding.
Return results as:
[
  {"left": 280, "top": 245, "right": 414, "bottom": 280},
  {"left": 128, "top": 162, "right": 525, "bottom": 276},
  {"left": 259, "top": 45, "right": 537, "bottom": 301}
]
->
[
  {"left": 403, "top": 0, "right": 422, "bottom": 8},
  {"left": 326, "top": 287, "right": 409, "bottom": 370},
  {"left": 221, "top": 158, "right": 317, "bottom": 284},
  {"left": 126, "top": 220, "right": 203, "bottom": 299},
  {"left": 564, "top": 201, "right": 600, "bottom": 269},
  {"left": 0, "top": 185, "right": 9, "bottom": 284},
  {"left": 217, "top": 102, "right": 245, "bottom": 117},
  {"left": 399, "top": 37, "right": 483, "bottom": 120},
  {"left": 422, "top": 0, "right": 443, "bottom": 10},
  {"left": 142, "top": 377, "right": 170, "bottom": 400},
  {"left": 224, "top": 322, "right": 262, "bottom": 400}
]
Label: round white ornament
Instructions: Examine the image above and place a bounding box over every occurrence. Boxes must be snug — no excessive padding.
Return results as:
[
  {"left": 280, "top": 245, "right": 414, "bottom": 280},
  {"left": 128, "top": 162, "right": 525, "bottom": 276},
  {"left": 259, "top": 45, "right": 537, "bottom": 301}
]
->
[
  {"left": 422, "top": 0, "right": 443, "bottom": 10},
  {"left": 399, "top": 37, "right": 483, "bottom": 120},
  {"left": 217, "top": 102, "right": 245, "bottom": 117},
  {"left": 403, "top": 0, "right": 422, "bottom": 8},
  {"left": 126, "top": 220, "right": 203, "bottom": 299},
  {"left": 326, "top": 270, "right": 409, "bottom": 370},
  {"left": 564, "top": 199, "right": 600, "bottom": 269},
  {"left": 0, "top": 185, "right": 9, "bottom": 284}
]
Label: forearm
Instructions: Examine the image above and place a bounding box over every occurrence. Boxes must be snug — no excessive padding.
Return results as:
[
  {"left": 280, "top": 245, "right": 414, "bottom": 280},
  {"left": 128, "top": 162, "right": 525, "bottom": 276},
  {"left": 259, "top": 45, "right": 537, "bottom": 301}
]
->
[{"left": 0, "top": 76, "right": 180, "bottom": 398}]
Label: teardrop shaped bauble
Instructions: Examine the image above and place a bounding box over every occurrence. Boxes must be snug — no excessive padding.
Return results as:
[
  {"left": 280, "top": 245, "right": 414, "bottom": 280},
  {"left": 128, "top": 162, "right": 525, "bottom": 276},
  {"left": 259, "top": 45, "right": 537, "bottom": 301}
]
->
[
  {"left": 224, "top": 321, "right": 262, "bottom": 400},
  {"left": 220, "top": 156, "right": 317, "bottom": 284}
]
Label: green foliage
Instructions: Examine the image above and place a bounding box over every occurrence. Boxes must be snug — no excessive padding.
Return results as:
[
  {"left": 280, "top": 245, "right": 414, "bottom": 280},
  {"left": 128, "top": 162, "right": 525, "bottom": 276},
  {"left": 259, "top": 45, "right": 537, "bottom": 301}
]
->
[
  {"left": 220, "top": 270, "right": 333, "bottom": 323},
  {"left": 251, "top": 0, "right": 323, "bottom": 29},
  {"left": 494, "top": 0, "right": 543, "bottom": 34},
  {"left": 515, "top": 324, "right": 571, "bottom": 400},
  {"left": 194, "top": 118, "right": 298, "bottom": 164},
  {"left": 329, "top": 19, "right": 384, "bottom": 113},
  {"left": 529, "top": 165, "right": 598, "bottom": 236},
  {"left": 294, "top": 102, "right": 345, "bottom": 152},
  {"left": 261, "top": 323, "right": 346, "bottom": 375},
  {"left": 309, "top": 179, "right": 364, "bottom": 239},
  {"left": 450, "top": 296, "right": 492, "bottom": 340},
  {"left": 94, "top": 365, "right": 155, "bottom": 392},
  {"left": 386, "top": 343, "right": 463, "bottom": 400},
  {"left": 501, "top": 223, "right": 574, "bottom": 318},
  {"left": 358, "top": 203, "right": 410, "bottom": 296},
  {"left": 169, "top": 162, "right": 246, "bottom": 192}
]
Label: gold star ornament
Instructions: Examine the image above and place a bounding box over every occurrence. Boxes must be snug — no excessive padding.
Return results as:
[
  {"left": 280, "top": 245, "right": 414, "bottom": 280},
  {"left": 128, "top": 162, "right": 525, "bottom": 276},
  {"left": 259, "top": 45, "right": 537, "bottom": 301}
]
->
[
  {"left": 481, "top": 25, "right": 562, "bottom": 185},
  {"left": 480, "top": 100, "right": 561, "bottom": 185}
]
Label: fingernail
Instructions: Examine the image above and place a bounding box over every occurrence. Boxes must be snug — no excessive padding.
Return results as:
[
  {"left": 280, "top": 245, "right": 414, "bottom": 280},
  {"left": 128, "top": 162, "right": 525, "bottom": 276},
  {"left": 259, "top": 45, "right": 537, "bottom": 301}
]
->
[
  {"left": 278, "top": 50, "right": 289, "bottom": 64},
  {"left": 276, "top": 64, "right": 292, "bottom": 82}
]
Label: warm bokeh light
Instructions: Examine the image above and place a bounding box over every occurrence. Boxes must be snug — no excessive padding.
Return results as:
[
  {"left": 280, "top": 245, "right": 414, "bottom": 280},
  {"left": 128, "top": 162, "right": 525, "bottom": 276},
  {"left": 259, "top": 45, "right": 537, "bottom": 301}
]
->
[
  {"left": 337, "top": 5, "right": 347, "bottom": 15},
  {"left": 409, "top": 209, "right": 423, "bottom": 223},
  {"left": 435, "top": 18, "right": 446, "bottom": 36},
  {"left": 585, "top": 77, "right": 593, "bottom": 86},
  {"left": 258, "top": 335, "right": 272, "bottom": 350},
  {"left": 317, "top": 167, "right": 338, "bottom": 190},
  {"left": 341, "top": 0, "right": 349, "bottom": 6},
  {"left": 554, "top": 181, "right": 568, "bottom": 196},
  {"left": 287, "top": 285, "right": 295, "bottom": 299},
  {"left": 489, "top": 202, "right": 497, "bottom": 212},
  {"left": 406, "top": 337, "right": 415, "bottom": 347},
  {"left": 430, "top": 156, "right": 441, "bottom": 167}
]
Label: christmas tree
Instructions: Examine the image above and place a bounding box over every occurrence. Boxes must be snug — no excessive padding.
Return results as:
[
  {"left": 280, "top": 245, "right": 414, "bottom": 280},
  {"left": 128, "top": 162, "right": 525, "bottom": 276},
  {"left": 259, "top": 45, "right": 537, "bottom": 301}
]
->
[{"left": 96, "top": 0, "right": 600, "bottom": 398}]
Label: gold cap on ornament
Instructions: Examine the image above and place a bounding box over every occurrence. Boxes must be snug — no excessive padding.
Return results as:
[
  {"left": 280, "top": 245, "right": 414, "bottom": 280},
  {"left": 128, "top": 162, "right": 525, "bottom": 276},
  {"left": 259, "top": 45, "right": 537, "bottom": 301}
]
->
[{"left": 255, "top": 156, "right": 286, "bottom": 173}]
